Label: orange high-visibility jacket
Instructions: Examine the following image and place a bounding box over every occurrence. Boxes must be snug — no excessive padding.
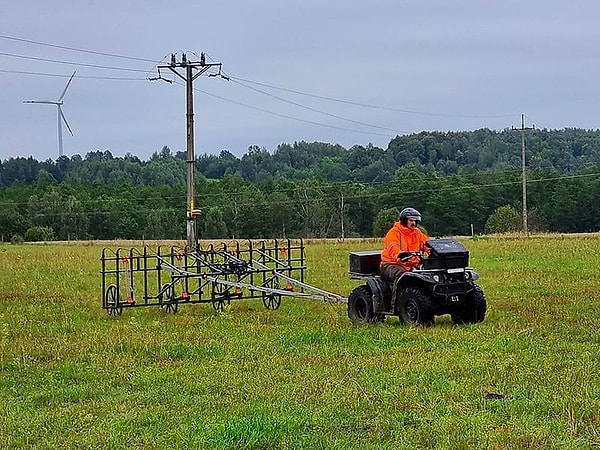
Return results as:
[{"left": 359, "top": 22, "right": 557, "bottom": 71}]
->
[{"left": 380, "top": 221, "right": 429, "bottom": 271}]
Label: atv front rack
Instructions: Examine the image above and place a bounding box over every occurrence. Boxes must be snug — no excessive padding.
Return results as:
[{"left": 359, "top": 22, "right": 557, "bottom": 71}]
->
[{"left": 100, "top": 239, "right": 345, "bottom": 315}]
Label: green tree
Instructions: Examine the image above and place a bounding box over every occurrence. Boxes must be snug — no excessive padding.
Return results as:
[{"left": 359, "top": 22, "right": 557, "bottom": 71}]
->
[
  {"left": 292, "top": 179, "right": 333, "bottom": 237},
  {"left": 0, "top": 200, "right": 30, "bottom": 241},
  {"left": 202, "top": 206, "right": 228, "bottom": 239},
  {"left": 373, "top": 207, "right": 400, "bottom": 237},
  {"left": 267, "top": 191, "right": 293, "bottom": 238}
]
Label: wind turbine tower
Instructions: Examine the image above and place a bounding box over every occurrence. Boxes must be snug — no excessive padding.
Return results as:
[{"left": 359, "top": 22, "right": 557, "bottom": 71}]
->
[{"left": 24, "top": 71, "right": 76, "bottom": 158}]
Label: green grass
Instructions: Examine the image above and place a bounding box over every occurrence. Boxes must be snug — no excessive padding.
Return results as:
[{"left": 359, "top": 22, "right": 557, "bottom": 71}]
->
[{"left": 1, "top": 236, "right": 600, "bottom": 449}]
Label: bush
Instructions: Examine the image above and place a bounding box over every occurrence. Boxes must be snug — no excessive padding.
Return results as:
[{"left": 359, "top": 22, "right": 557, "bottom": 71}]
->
[
  {"left": 484, "top": 206, "right": 520, "bottom": 234},
  {"left": 24, "top": 226, "right": 55, "bottom": 242}
]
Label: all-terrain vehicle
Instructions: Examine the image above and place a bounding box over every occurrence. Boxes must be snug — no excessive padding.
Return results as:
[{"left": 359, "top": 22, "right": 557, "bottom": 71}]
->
[{"left": 347, "top": 238, "right": 486, "bottom": 325}]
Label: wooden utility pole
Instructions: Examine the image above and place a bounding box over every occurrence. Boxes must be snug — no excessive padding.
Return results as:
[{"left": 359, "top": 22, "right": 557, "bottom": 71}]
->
[
  {"left": 157, "top": 53, "right": 223, "bottom": 250},
  {"left": 512, "top": 114, "right": 535, "bottom": 235},
  {"left": 340, "top": 191, "right": 345, "bottom": 241}
]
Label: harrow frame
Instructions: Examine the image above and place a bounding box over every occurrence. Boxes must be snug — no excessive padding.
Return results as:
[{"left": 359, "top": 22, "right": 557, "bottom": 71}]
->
[{"left": 101, "top": 238, "right": 344, "bottom": 315}]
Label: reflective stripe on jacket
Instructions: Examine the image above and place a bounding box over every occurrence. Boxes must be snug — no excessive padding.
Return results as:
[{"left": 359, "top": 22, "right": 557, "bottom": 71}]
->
[{"left": 380, "top": 221, "right": 429, "bottom": 271}]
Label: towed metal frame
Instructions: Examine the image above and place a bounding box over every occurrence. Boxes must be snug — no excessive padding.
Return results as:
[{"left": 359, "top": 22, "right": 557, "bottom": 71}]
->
[{"left": 101, "top": 238, "right": 345, "bottom": 315}]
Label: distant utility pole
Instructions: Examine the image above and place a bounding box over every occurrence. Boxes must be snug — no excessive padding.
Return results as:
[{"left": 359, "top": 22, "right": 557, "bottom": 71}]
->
[
  {"left": 511, "top": 114, "right": 535, "bottom": 235},
  {"left": 156, "top": 53, "right": 224, "bottom": 250}
]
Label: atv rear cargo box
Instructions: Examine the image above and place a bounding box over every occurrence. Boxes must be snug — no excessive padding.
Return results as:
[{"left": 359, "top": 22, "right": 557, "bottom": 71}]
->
[
  {"left": 421, "top": 239, "right": 469, "bottom": 270},
  {"left": 349, "top": 250, "right": 381, "bottom": 275}
]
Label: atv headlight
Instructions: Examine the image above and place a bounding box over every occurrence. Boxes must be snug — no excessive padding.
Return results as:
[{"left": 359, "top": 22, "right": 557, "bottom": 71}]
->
[
  {"left": 433, "top": 274, "right": 440, "bottom": 283},
  {"left": 466, "top": 270, "right": 479, "bottom": 281}
]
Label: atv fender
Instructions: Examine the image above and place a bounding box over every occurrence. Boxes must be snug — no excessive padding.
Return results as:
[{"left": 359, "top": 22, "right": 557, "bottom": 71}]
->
[
  {"left": 398, "top": 270, "right": 437, "bottom": 285},
  {"left": 366, "top": 276, "right": 391, "bottom": 307}
]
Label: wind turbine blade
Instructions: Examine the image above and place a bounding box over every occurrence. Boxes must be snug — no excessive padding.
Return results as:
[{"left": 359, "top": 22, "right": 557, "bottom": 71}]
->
[
  {"left": 58, "top": 71, "right": 76, "bottom": 102},
  {"left": 59, "top": 106, "right": 74, "bottom": 136},
  {"left": 24, "top": 100, "right": 58, "bottom": 105}
]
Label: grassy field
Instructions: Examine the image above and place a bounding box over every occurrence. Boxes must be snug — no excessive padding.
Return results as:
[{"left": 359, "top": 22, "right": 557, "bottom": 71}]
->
[{"left": 1, "top": 236, "right": 599, "bottom": 449}]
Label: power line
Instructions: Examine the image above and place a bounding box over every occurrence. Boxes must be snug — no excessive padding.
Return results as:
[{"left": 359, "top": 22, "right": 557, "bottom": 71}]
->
[
  {"left": 0, "top": 69, "right": 146, "bottom": 81},
  {"left": 0, "top": 51, "right": 149, "bottom": 73},
  {"left": 3, "top": 32, "right": 576, "bottom": 167},
  {"left": 2, "top": 64, "right": 396, "bottom": 139},
  {"left": 2, "top": 32, "right": 516, "bottom": 123},
  {"left": 230, "top": 78, "right": 409, "bottom": 135},
  {"left": 190, "top": 82, "right": 394, "bottom": 138},
  {"left": 0, "top": 34, "right": 159, "bottom": 63},
  {"left": 163, "top": 77, "right": 397, "bottom": 138},
  {"left": 1, "top": 55, "right": 403, "bottom": 138},
  {"left": 229, "top": 75, "right": 518, "bottom": 120}
]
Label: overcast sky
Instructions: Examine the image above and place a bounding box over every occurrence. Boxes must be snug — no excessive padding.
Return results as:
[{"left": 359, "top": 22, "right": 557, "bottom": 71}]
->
[{"left": 1, "top": 0, "right": 599, "bottom": 162}]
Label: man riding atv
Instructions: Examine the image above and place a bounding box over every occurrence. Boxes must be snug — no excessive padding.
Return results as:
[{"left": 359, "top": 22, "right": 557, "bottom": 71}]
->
[
  {"left": 379, "top": 207, "right": 429, "bottom": 313},
  {"left": 348, "top": 207, "right": 486, "bottom": 326}
]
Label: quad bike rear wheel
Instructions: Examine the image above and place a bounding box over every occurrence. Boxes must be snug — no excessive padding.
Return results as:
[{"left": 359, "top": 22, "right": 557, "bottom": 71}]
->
[{"left": 347, "top": 285, "right": 385, "bottom": 324}]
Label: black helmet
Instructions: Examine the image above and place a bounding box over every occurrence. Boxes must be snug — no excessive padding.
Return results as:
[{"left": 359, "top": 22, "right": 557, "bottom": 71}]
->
[{"left": 400, "top": 207, "right": 422, "bottom": 226}]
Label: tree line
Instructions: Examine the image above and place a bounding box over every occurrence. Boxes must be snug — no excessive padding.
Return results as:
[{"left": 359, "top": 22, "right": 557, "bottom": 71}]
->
[{"left": 1, "top": 127, "right": 599, "bottom": 242}]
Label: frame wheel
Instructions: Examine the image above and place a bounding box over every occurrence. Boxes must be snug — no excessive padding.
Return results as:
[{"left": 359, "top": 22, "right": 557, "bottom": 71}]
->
[
  {"left": 160, "top": 283, "right": 179, "bottom": 314},
  {"left": 262, "top": 276, "right": 282, "bottom": 310},
  {"left": 262, "top": 294, "right": 282, "bottom": 310},
  {"left": 211, "top": 281, "right": 230, "bottom": 311},
  {"left": 212, "top": 298, "right": 228, "bottom": 311},
  {"left": 105, "top": 284, "right": 123, "bottom": 316}
]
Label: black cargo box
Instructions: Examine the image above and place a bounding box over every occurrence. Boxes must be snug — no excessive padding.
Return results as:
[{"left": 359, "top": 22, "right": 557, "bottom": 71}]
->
[
  {"left": 421, "top": 239, "right": 469, "bottom": 270},
  {"left": 349, "top": 250, "right": 381, "bottom": 275}
]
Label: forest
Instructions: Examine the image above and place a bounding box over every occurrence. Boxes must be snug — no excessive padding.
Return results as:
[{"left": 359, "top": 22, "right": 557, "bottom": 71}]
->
[{"left": 1, "top": 127, "right": 599, "bottom": 242}]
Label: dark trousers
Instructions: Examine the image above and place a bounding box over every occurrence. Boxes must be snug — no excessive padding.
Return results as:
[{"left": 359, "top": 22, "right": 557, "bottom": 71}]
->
[{"left": 380, "top": 264, "right": 407, "bottom": 312}]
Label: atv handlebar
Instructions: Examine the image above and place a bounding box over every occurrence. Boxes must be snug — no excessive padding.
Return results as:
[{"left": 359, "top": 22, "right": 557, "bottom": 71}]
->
[{"left": 398, "top": 251, "right": 423, "bottom": 262}]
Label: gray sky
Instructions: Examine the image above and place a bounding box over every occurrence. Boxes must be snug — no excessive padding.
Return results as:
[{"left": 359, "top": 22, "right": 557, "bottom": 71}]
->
[{"left": 1, "top": 0, "right": 599, "bottom": 162}]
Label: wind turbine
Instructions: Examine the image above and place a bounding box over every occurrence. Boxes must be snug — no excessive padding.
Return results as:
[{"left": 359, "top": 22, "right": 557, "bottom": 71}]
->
[{"left": 24, "top": 71, "right": 76, "bottom": 158}]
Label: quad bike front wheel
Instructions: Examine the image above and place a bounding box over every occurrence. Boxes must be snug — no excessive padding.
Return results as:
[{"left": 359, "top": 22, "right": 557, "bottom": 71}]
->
[
  {"left": 451, "top": 284, "right": 487, "bottom": 324},
  {"left": 397, "top": 285, "right": 434, "bottom": 326}
]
